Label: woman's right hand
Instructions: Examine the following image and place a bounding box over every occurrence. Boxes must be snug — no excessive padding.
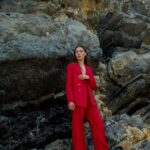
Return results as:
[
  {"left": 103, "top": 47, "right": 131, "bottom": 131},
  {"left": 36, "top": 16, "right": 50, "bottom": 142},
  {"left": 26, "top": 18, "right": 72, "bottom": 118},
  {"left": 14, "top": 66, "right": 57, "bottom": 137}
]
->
[{"left": 68, "top": 102, "right": 75, "bottom": 111}]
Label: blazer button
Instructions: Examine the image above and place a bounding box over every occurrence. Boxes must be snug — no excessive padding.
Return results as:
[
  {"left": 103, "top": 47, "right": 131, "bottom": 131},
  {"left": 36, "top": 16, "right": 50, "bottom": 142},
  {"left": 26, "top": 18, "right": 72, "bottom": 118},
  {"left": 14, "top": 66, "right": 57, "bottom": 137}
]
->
[
  {"left": 78, "top": 88, "right": 81, "bottom": 91},
  {"left": 78, "top": 83, "right": 80, "bottom": 86}
]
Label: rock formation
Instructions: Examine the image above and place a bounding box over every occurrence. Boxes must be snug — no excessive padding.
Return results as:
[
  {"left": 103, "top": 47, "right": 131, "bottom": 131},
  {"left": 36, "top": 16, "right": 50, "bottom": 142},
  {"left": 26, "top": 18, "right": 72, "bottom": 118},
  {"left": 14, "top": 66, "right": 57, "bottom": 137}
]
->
[{"left": 0, "top": 0, "right": 149, "bottom": 149}]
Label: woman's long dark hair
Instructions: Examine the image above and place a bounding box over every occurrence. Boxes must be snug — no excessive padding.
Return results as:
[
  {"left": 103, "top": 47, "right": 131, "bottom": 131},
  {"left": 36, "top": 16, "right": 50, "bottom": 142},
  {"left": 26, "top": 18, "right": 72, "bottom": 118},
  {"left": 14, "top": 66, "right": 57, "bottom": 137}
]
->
[{"left": 73, "top": 45, "right": 88, "bottom": 65}]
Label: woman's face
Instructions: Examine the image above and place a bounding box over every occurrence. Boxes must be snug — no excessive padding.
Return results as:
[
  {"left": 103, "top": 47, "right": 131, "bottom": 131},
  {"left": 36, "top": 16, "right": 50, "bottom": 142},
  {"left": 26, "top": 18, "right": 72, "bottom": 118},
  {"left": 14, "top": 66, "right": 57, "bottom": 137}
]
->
[{"left": 75, "top": 47, "right": 86, "bottom": 62}]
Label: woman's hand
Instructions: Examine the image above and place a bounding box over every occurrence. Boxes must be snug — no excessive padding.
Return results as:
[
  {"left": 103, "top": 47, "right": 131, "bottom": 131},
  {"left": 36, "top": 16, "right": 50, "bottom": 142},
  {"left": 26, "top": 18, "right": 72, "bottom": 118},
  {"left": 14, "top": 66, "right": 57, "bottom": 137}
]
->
[
  {"left": 68, "top": 102, "right": 75, "bottom": 111},
  {"left": 78, "top": 74, "right": 89, "bottom": 80}
]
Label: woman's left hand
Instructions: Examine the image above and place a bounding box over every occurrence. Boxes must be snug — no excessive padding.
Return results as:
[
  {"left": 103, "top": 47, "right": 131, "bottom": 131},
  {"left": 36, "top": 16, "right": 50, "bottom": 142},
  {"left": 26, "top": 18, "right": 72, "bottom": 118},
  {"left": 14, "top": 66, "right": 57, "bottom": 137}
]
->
[{"left": 78, "top": 74, "right": 89, "bottom": 80}]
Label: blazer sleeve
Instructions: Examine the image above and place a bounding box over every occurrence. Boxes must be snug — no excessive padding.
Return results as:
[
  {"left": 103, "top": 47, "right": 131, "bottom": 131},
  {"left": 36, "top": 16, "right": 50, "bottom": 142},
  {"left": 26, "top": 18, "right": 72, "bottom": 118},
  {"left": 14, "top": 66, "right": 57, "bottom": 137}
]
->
[
  {"left": 65, "top": 64, "right": 74, "bottom": 103},
  {"left": 87, "top": 67, "right": 97, "bottom": 91}
]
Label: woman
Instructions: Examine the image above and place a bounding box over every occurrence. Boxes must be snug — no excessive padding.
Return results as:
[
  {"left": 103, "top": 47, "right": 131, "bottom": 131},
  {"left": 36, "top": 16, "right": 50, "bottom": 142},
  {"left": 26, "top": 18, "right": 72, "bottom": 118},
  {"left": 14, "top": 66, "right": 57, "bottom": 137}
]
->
[{"left": 65, "top": 46, "right": 109, "bottom": 150}]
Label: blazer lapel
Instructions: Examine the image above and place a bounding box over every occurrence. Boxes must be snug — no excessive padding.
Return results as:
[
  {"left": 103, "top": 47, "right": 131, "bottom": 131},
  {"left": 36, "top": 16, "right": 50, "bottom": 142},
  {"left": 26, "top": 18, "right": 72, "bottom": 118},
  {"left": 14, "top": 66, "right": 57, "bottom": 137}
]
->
[{"left": 74, "top": 63, "right": 82, "bottom": 74}]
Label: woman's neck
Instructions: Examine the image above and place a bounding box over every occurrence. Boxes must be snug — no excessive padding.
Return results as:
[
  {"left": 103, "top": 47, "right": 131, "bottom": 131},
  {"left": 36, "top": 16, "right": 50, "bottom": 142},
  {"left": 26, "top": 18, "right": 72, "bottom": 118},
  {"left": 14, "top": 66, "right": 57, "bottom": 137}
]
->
[{"left": 78, "top": 60, "right": 84, "bottom": 67}]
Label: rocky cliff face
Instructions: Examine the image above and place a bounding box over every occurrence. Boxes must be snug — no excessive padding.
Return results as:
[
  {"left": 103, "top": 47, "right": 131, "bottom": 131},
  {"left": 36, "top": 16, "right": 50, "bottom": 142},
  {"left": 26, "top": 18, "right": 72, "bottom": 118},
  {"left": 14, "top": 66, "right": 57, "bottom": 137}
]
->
[{"left": 0, "top": 0, "right": 150, "bottom": 150}]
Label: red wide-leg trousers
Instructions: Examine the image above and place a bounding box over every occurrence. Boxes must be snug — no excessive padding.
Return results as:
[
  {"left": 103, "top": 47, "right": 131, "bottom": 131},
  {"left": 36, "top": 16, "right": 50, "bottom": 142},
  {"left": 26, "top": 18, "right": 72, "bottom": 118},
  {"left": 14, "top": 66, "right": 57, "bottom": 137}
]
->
[{"left": 71, "top": 106, "right": 109, "bottom": 150}]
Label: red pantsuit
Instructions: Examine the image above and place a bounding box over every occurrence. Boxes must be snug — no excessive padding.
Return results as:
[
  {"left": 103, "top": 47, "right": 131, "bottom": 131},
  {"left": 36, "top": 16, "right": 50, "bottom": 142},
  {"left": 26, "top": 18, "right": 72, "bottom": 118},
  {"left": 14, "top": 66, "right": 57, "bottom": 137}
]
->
[{"left": 66, "top": 62, "right": 109, "bottom": 150}]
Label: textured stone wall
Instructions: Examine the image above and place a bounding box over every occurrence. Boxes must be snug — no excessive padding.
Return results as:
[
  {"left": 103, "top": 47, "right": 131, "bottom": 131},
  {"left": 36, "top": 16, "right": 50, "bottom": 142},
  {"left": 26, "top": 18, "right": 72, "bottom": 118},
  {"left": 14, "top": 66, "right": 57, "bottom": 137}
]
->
[{"left": 0, "top": 0, "right": 149, "bottom": 149}]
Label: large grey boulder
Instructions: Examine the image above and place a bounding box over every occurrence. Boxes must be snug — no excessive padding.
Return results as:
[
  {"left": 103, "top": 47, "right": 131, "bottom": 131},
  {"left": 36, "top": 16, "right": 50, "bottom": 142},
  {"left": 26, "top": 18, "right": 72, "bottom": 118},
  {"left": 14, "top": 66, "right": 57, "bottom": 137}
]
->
[
  {"left": 0, "top": 12, "right": 102, "bottom": 106},
  {"left": 98, "top": 11, "right": 150, "bottom": 57}
]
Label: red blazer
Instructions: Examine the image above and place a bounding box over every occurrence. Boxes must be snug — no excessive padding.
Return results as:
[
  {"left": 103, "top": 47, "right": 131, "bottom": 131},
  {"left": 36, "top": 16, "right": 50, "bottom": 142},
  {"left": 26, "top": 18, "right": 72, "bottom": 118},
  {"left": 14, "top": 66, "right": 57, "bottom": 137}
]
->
[{"left": 65, "top": 62, "right": 97, "bottom": 107}]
